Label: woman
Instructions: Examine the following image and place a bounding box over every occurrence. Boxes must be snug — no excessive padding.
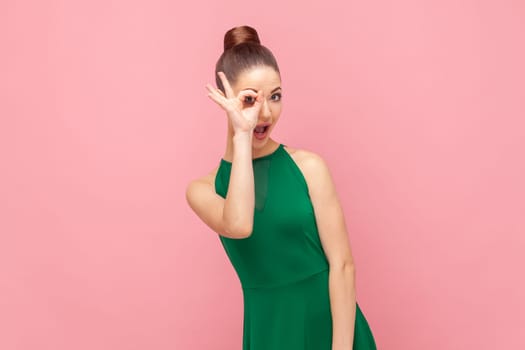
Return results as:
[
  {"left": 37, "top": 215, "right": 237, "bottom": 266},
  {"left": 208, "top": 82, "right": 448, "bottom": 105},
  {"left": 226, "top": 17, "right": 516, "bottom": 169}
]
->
[{"left": 186, "top": 25, "right": 377, "bottom": 350}]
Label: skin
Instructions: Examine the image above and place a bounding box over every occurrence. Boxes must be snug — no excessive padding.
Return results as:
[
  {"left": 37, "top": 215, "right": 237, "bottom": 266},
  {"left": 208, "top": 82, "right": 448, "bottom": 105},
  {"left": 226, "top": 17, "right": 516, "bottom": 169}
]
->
[
  {"left": 187, "top": 65, "right": 357, "bottom": 350},
  {"left": 207, "top": 66, "right": 284, "bottom": 160}
]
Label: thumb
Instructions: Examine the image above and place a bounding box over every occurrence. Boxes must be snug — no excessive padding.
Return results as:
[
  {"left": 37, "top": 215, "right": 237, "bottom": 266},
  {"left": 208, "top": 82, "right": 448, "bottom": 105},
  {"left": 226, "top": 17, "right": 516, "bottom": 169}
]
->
[
  {"left": 256, "top": 90, "right": 265, "bottom": 103},
  {"left": 252, "top": 90, "right": 265, "bottom": 112}
]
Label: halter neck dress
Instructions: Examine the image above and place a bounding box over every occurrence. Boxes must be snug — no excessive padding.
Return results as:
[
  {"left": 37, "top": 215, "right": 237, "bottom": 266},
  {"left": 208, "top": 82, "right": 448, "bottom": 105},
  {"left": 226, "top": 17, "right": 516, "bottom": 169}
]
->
[{"left": 214, "top": 143, "right": 377, "bottom": 349}]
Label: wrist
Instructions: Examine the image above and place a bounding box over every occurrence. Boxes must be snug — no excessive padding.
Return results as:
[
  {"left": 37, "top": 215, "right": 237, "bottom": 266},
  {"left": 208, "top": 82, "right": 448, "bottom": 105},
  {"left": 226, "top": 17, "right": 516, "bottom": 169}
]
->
[{"left": 233, "top": 131, "right": 253, "bottom": 143}]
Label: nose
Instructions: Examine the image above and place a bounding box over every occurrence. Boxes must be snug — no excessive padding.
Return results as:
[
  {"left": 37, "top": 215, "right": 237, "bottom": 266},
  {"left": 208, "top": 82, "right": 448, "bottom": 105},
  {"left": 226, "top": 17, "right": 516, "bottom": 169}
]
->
[{"left": 259, "top": 98, "right": 271, "bottom": 121}]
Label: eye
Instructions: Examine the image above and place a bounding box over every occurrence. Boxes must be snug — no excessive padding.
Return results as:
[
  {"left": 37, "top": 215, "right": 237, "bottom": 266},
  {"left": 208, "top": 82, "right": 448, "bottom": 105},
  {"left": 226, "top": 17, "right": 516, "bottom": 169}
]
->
[
  {"left": 244, "top": 95, "right": 256, "bottom": 104},
  {"left": 271, "top": 93, "right": 282, "bottom": 101}
]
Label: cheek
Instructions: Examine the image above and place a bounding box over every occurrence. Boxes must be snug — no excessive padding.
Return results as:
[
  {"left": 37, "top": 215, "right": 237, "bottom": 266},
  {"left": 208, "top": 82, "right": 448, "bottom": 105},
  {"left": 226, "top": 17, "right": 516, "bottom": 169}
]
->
[{"left": 270, "top": 104, "right": 282, "bottom": 116}]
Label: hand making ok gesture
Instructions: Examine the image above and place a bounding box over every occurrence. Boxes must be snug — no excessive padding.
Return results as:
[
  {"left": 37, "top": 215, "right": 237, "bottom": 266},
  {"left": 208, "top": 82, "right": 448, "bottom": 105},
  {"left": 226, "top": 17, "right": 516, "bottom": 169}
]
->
[{"left": 206, "top": 71, "right": 264, "bottom": 135}]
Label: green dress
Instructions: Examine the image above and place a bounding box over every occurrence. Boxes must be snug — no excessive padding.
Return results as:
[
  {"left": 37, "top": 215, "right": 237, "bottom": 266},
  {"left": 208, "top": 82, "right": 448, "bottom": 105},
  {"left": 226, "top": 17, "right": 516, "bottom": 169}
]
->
[{"left": 214, "top": 143, "right": 377, "bottom": 350}]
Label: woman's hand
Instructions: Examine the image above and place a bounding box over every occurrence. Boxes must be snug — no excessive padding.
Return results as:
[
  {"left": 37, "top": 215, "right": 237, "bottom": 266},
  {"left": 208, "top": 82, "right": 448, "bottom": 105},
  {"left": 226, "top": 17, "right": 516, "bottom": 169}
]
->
[{"left": 206, "top": 71, "right": 264, "bottom": 135}]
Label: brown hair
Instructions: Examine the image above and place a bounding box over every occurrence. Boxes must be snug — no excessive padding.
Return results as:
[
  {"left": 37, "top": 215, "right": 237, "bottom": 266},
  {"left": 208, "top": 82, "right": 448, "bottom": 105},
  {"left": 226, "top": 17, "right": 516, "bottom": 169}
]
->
[{"left": 215, "top": 25, "right": 280, "bottom": 93}]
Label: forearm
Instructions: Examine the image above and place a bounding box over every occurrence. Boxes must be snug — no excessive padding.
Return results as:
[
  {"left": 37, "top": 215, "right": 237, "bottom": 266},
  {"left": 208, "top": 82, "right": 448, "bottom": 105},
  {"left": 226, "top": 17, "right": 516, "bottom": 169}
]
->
[
  {"left": 329, "top": 262, "right": 356, "bottom": 350},
  {"left": 223, "top": 132, "right": 255, "bottom": 237}
]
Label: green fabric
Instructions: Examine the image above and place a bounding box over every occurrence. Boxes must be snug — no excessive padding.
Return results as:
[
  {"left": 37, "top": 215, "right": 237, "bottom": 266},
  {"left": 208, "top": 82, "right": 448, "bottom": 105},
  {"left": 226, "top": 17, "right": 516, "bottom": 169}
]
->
[{"left": 215, "top": 143, "right": 377, "bottom": 349}]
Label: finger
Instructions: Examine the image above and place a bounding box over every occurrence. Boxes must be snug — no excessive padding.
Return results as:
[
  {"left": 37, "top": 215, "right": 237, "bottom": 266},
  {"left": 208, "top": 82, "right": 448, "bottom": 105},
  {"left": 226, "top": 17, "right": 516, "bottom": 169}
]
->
[
  {"left": 254, "top": 90, "right": 265, "bottom": 111},
  {"left": 207, "top": 91, "right": 226, "bottom": 109},
  {"left": 250, "top": 90, "right": 265, "bottom": 113},
  {"left": 207, "top": 83, "right": 226, "bottom": 98},
  {"left": 207, "top": 91, "right": 222, "bottom": 104},
  {"left": 256, "top": 90, "right": 265, "bottom": 102},
  {"left": 206, "top": 84, "right": 226, "bottom": 101},
  {"left": 206, "top": 84, "right": 228, "bottom": 108},
  {"left": 217, "top": 72, "right": 235, "bottom": 98},
  {"left": 244, "top": 90, "right": 264, "bottom": 110},
  {"left": 237, "top": 90, "right": 259, "bottom": 106}
]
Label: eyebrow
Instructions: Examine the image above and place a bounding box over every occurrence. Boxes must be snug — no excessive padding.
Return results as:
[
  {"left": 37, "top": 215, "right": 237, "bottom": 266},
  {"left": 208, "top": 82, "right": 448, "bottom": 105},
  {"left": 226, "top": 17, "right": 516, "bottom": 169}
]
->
[{"left": 245, "top": 87, "right": 282, "bottom": 94}]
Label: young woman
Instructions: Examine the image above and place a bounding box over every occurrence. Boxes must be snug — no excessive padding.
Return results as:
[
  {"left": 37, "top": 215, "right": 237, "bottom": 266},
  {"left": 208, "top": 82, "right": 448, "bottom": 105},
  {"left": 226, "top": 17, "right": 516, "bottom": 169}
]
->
[{"left": 186, "top": 25, "right": 377, "bottom": 350}]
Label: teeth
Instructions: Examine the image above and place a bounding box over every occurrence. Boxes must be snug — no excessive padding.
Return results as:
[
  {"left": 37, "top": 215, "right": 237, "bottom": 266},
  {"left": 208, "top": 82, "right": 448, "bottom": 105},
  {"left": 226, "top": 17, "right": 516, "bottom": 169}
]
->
[{"left": 255, "top": 126, "right": 265, "bottom": 132}]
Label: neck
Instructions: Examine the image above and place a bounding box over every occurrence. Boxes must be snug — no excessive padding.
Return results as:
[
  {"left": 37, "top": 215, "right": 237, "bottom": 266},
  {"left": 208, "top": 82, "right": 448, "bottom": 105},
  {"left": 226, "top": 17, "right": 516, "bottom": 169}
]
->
[{"left": 223, "top": 126, "right": 279, "bottom": 161}]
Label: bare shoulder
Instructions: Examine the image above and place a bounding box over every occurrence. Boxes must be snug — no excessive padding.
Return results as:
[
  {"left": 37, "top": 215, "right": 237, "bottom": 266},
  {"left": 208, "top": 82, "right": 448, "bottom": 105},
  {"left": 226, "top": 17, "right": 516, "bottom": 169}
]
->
[
  {"left": 187, "top": 165, "right": 220, "bottom": 189},
  {"left": 282, "top": 145, "right": 332, "bottom": 186}
]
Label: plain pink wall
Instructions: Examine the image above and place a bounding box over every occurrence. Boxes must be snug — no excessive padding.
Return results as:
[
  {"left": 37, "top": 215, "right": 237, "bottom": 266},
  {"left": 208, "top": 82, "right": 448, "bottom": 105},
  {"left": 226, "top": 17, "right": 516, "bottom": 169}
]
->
[{"left": 1, "top": 0, "right": 524, "bottom": 349}]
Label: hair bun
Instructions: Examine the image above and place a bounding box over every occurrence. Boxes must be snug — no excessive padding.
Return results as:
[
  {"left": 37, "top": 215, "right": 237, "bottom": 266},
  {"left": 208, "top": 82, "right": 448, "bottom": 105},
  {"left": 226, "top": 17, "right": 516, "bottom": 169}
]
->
[{"left": 223, "top": 25, "right": 261, "bottom": 51}]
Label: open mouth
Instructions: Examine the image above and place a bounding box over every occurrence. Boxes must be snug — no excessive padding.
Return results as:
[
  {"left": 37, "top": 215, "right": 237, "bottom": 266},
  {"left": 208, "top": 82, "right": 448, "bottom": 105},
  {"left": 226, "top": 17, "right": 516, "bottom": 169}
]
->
[
  {"left": 253, "top": 124, "right": 270, "bottom": 139},
  {"left": 254, "top": 125, "right": 269, "bottom": 133}
]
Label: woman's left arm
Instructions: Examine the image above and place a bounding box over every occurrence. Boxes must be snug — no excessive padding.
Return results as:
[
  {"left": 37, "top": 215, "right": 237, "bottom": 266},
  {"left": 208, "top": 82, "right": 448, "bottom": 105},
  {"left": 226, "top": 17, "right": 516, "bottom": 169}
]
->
[{"left": 300, "top": 151, "right": 356, "bottom": 350}]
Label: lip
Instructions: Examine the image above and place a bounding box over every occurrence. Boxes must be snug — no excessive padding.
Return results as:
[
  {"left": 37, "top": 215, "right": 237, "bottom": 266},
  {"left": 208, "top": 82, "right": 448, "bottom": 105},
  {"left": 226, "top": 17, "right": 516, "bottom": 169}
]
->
[
  {"left": 255, "top": 123, "right": 272, "bottom": 128},
  {"left": 253, "top": 123, "right": 271, "bottom": 140}
]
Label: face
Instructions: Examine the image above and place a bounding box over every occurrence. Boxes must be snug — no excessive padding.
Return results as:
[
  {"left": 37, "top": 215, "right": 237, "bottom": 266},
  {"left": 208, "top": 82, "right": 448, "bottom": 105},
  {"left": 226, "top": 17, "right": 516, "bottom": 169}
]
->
[{"left": 231, "top": 65, "right": 282, "bottom": 148}]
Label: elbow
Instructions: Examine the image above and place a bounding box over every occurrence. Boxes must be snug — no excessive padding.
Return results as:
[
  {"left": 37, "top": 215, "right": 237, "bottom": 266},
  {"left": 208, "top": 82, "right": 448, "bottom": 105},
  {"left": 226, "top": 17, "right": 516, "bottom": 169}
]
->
[
  {"left": 224, "top": 222, "right": 253, "bottom": 239},
  {"left": 234, "top": 225, "right": 253, "bottom": 239},
  {"left": 330, "top": 259, "right": 356, "bottom": 275}
]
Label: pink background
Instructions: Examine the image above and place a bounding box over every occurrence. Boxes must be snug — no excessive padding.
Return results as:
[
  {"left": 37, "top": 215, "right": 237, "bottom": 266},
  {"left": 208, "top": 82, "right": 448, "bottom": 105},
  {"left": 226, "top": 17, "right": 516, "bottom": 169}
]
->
[{"left": 1, "top": 0, "right": 524, "bottom": 349}]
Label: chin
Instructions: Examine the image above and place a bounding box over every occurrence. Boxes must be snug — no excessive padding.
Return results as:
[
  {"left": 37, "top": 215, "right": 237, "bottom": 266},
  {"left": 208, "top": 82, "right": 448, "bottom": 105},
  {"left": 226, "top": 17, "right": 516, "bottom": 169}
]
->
[{"left": 252, "top": 137, "right": 270, "bottom": 147}]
